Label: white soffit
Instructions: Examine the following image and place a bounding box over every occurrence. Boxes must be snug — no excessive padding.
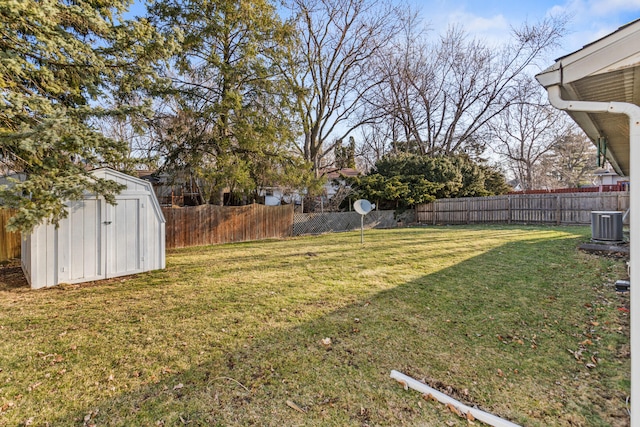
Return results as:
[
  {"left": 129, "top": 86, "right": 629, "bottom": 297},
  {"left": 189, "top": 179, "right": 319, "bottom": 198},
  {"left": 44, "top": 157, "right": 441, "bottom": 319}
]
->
[{"left": 536, "top": 19, "right": 640, "bottom": 177}]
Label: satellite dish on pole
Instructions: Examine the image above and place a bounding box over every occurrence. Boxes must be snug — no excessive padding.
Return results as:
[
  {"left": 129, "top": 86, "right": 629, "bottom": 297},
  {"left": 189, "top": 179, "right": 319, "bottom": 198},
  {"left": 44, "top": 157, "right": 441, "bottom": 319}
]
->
[
  {"left": 353, "top": 199, "right": 373, "bottom": 244},
  {"left": 354, "top": 199, "right": 372, "bottom": 215}
]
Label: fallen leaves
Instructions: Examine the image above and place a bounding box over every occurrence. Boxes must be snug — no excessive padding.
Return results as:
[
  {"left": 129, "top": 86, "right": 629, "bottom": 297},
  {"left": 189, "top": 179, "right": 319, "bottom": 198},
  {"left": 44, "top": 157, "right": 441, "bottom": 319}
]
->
[
  {"left": 423, "top": 393, "right": 438, "bottom": 403},
  {"left": 446, "top": 402, "right": 462, "bottom": 417},
  {"left": 396, "top": 379, "right": 408, "bottom": 390},
  {"left": 423, "top": 394, "right": 476, "bottom": 425},
  {"left": 27, "top": 382, "right": 42, "bottom": 392},
  {"left": 568, "top": 344, "right": 600, "bottom": 369},
  {"left": 496, "top": 333, "right": 537, "bottom": 349},
  {"left": 83, "top": 409, "right": 99, "bottom": 426},
  {"left": 286, "top": 399, "right": 306, "bottom": 414},
  {"left": 568, "top": 347, "right": 584, "bottom": 361},
  {"left": 42, "top": 353, "right": 64, "bottom": 365},
  {"left": 320, "top": 337, "right": 332, "bottom": 350},
  {"left": 359, "top": 406, "right": 368, "bottom": 417},
  {"left": 586, "top": 354, "right": 599, "bottom": 369},
  {"left": 0, "top": 401, "right": 14, "bottom": 412}
]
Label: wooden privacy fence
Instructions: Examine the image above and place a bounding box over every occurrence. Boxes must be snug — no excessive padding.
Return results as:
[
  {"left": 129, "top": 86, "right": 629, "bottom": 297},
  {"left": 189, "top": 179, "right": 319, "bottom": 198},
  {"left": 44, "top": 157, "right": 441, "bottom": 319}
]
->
[
  {"left": 416, "top": 192, "right": 630, "bottom": 225},
  {"left": 0, "top": 209, "right": 21, "bottom": 262},
  {"left": 162, "top": 203, "right": 294, "bottom": 249}
]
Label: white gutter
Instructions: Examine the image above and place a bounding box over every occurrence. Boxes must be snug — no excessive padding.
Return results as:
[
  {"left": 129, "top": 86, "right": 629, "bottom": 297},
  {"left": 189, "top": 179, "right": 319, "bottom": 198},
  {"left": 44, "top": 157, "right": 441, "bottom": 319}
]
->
[
  {"left": 390, "top": 370, "right": 521, "bottom": 427},
  {"left": 546, "top": 85, "right": 639, "bottom": 425}
]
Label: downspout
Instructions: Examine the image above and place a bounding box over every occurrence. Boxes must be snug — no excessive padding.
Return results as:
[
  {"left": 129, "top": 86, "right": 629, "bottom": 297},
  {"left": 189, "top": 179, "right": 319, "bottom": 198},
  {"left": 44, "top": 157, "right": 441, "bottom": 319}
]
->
[{"left": 547, "top": 85, "right": 639, "bottom": 423}]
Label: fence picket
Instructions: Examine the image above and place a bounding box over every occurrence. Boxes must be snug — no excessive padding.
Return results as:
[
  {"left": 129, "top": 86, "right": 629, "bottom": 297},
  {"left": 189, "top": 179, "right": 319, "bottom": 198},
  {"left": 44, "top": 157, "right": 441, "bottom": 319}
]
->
[
  {"left": 162, "top": 204, "right": 294, "bottom": 249},
  {"left": 416, "top": 192, "right": 629, "bottom": 225}
]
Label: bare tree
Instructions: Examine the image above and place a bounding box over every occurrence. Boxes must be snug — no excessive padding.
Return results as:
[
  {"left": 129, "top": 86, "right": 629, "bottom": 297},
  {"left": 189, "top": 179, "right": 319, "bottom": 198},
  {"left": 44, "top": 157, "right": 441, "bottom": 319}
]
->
[
  {"left": 490, "top": 77, "right": 572, "bottom": 190},
  {"left": 94, "top": 104, "right": 160, "bottom": 170},
  {"left": 537, "top": 129, "right": 598, "bottom": 189},
  {"left": 364, "top": 15, "right": 567, "bottom": 158},
  {"left": 284, "top": 0, "right": 401, "bottom": 177},
  {"left": 355, "top": 122, "right": 394, "bottom": 171}
]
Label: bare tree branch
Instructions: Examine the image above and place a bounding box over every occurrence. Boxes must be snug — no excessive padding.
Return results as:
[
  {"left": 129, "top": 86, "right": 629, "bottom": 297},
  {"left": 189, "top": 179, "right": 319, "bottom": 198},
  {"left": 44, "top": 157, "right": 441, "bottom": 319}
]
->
[
  {"left": 284, "top": 0, "right": 402, "bottom": 176},
  {"left": 362, "top": 14, "right": 568, "bottom": 160}
]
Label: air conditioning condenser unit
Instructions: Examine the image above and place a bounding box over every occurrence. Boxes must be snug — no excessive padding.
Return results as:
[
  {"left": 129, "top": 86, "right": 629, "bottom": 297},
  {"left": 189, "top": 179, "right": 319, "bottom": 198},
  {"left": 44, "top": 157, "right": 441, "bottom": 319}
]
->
[{"left": 591, "top": 211, "right": 624, "bottom": 242}]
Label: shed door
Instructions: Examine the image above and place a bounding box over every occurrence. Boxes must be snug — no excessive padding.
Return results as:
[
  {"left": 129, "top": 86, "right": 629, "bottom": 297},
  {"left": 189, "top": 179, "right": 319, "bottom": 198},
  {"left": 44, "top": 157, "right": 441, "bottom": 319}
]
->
[
  {"left": 61, "top": 198, "right": 105, "bottom": 283},
  {"left": 104, "top": 198, "right": 145, "bottom": 277}
]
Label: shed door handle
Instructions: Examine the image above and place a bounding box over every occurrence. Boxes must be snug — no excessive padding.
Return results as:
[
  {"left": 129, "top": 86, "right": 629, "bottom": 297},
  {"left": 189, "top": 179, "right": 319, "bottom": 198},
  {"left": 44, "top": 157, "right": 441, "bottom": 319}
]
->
[{"left": 103, "top": 221, "right": 112, "bottom": 225}]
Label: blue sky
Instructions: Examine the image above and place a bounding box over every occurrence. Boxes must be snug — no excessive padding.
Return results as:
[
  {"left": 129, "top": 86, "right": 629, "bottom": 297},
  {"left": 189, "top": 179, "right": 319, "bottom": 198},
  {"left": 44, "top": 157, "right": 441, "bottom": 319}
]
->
[
  {"left": 127, "top": 0, "right": 640, "bottom": 63},
  {"left": 408, "top": 0, "right": 640, "bottom": 58}
]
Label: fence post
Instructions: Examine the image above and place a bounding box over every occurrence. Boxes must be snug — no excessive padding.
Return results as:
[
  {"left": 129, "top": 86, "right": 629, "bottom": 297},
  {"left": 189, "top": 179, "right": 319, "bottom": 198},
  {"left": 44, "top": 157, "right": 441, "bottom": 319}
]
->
[
  {"left": 618, "top": 192, "right": 622, "bottom": 211},
  {"left": 466, "top": 199, "right": 470, "bottom": 225},
  {"left": 556, "top": 195, "right": 561, "bottom": 225},
  {"left": 433, "top": 202, "right": 437, "bottom": 226},
  {"left": 507, "top": 195, "right": 512, "bottom": 224}
]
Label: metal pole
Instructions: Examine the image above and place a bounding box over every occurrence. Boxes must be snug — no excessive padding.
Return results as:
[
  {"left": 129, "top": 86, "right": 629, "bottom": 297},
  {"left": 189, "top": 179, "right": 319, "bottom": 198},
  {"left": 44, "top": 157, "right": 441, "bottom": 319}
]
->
[{"left": 360, "top": 214, "right": 364, "bottom": 244}]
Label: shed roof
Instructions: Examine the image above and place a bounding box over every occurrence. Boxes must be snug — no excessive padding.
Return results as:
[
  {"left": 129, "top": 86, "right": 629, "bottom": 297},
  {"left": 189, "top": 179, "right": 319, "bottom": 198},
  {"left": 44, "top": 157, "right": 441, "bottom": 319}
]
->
[{"left": 90, "top": 168, "right": 165, "bottom": 223}]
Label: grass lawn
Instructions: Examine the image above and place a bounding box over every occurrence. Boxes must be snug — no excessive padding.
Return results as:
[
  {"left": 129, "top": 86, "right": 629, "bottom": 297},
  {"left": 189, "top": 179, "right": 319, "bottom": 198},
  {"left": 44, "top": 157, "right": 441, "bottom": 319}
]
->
[{"left": 0, "top": 225, "right": 630, "bottom": 426}]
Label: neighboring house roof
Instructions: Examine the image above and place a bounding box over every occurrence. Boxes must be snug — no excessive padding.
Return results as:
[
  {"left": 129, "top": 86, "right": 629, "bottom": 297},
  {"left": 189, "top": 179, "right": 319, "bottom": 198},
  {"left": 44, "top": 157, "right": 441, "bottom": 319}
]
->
[
  {"left": 535, "top": 18, "right": 640, "bottom": 176},
  {"left": 506, "top": 179, "right": 522, "bottom": 190},
  {"left": 136, "top": 169, "right": 156, "bottom": 177},
  {"left": 321, "top": 168, "right": 360, "bottom": 180},
  {"left": 136, "top": 170, "right": 162, "bottom": 184},
  {"left": 593, "top": 168, "right": 621, "bottom": 177}
]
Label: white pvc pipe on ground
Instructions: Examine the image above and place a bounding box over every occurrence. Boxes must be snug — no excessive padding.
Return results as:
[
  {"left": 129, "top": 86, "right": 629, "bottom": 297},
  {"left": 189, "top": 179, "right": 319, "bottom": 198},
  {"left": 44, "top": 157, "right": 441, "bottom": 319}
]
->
[{"left": 390, "top": 370, "right": 521, "bottom": 427}]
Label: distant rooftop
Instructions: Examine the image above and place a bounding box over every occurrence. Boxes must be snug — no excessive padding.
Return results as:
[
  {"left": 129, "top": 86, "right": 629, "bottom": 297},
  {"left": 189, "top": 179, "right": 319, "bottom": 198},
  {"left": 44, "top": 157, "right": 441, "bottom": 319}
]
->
[{"left": 321, "top": 168, "right": 360, "bottom": 180}]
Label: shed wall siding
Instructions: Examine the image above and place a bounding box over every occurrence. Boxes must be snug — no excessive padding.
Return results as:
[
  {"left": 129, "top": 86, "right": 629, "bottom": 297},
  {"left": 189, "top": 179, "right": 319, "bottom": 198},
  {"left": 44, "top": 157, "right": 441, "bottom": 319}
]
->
[{"left": 21, "top": 168, "right": 166, "bottom": 289}]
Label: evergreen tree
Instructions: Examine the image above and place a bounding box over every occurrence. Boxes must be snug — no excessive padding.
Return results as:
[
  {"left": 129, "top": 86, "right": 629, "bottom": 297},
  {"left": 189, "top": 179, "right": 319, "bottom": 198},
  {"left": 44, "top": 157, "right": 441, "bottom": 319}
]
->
[
  {"left": 149, "top": 0, "right": 309, "bottom": 205},
  {"left": 0, "top": 0, "right": 173, "bottom": 232},
  {"left": 334, "top": 136, "right": 357, "bottom": 169},
  {"left": 351, "top": 153, "right": 509, "bottom": 209}
]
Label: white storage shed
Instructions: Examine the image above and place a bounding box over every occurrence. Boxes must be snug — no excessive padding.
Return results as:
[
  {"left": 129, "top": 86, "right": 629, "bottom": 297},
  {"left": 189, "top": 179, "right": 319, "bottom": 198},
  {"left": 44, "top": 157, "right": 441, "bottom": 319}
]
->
[{"left": 22, "top": 168, "right": 166, "bottom": 289}]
